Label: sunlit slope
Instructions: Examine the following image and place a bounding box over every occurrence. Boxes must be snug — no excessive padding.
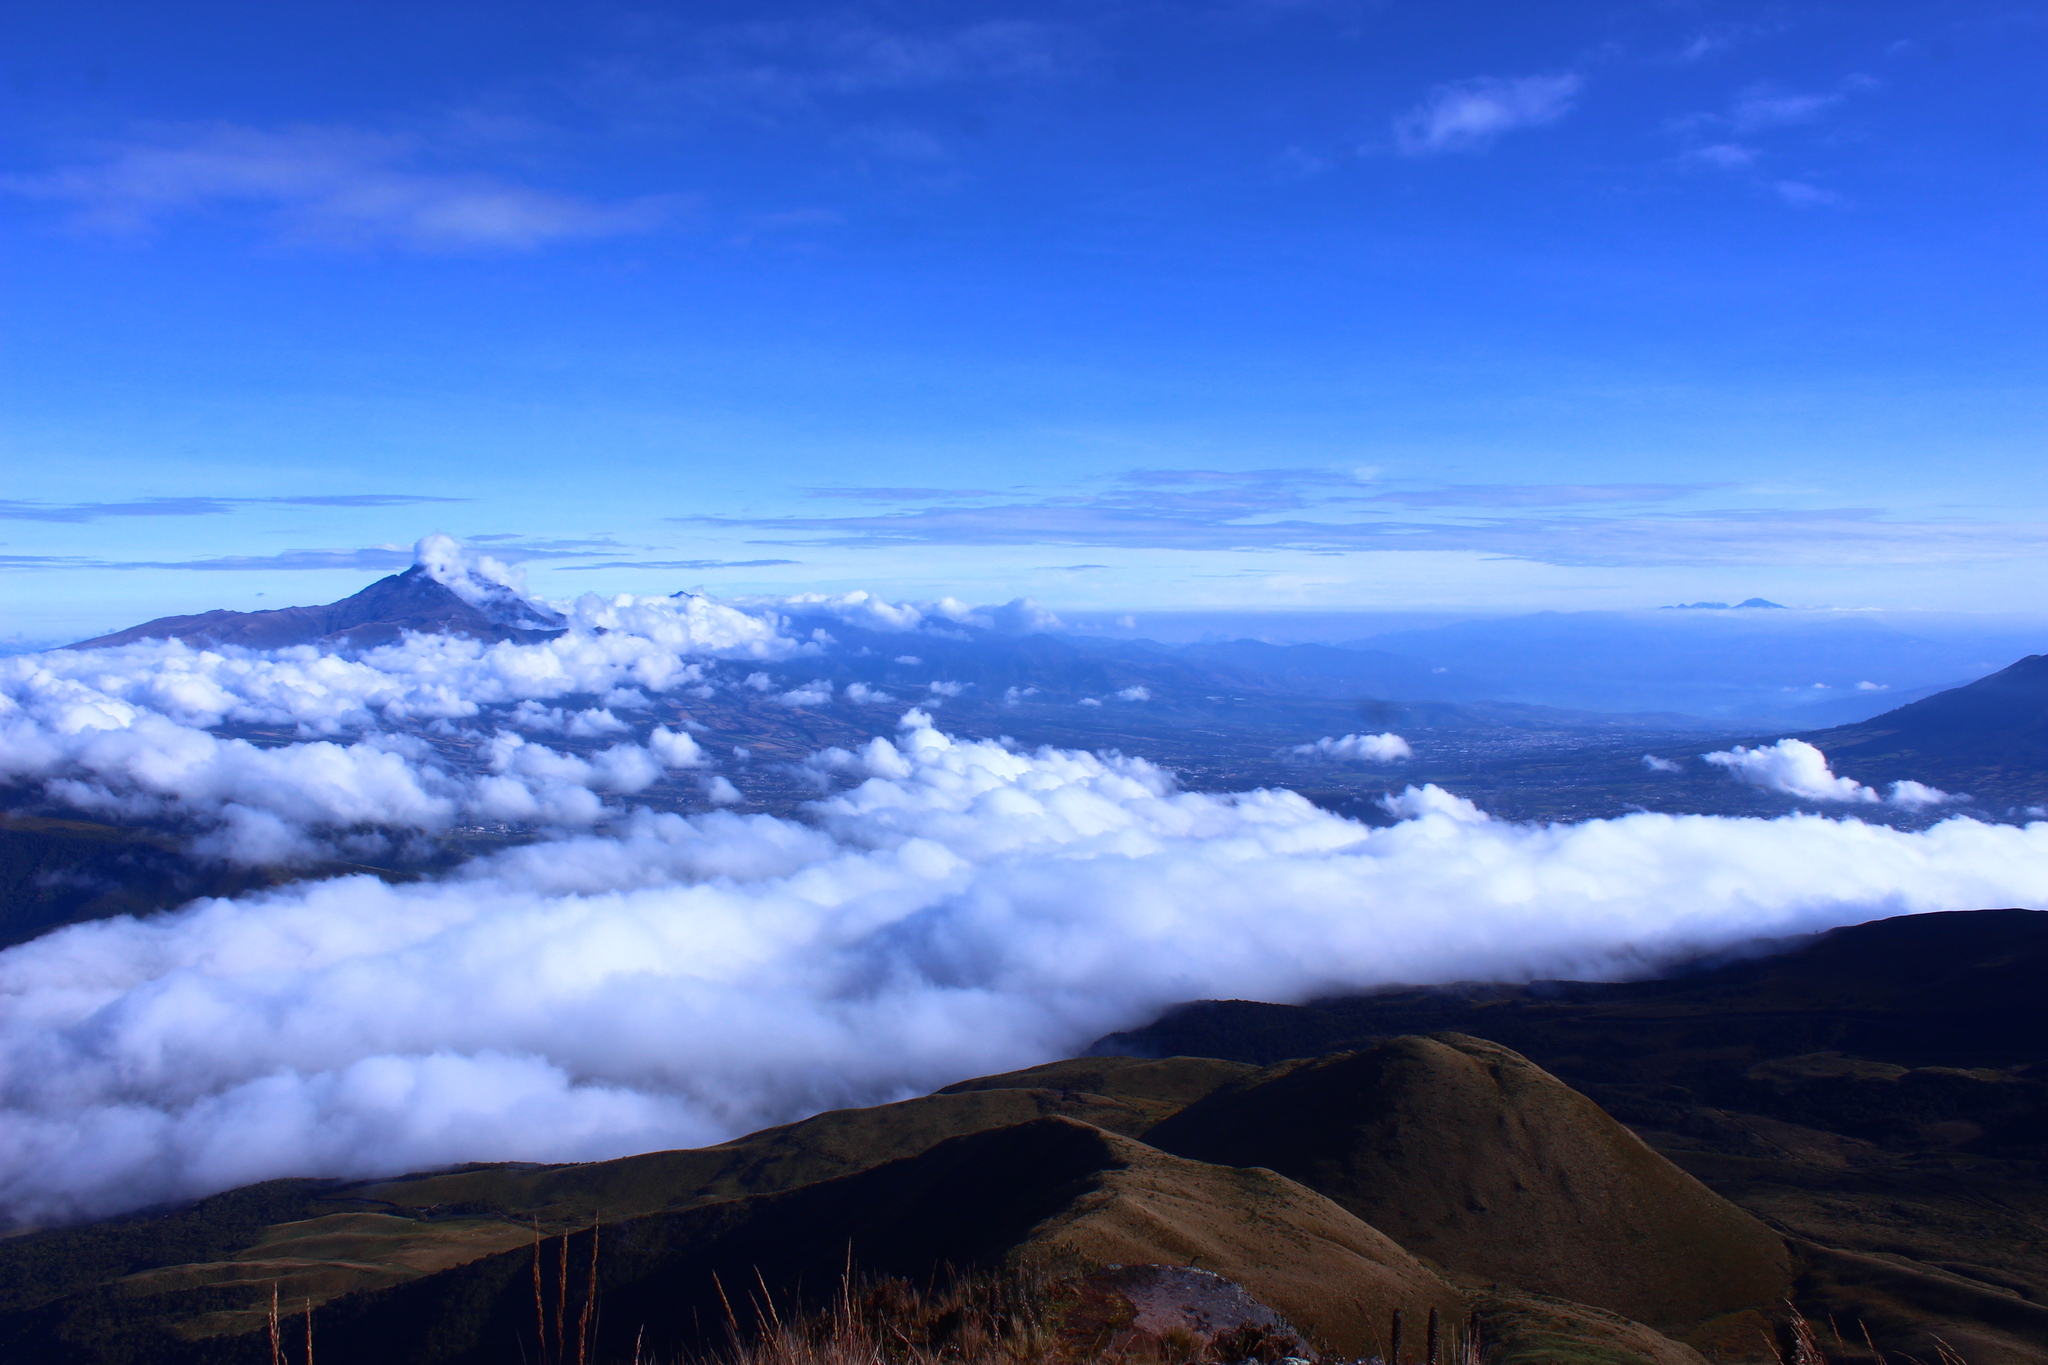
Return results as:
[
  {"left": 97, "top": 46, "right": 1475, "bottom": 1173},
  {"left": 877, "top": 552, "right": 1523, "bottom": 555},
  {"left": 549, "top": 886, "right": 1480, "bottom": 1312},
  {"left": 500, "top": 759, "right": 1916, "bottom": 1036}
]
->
[
  {"left": 6, "top": 1047, "right": 1778, "bottom": 1365},
  {"left": 1145, "top": 1034, "right": 1792, "bottom": 1333},
  {"left": 354, "top": 1056, "right": 1253, "bottom": 1226},
  {"left": 0, "top": 1058, "right": 1252, "bottom": 1358},
  {"left": 5, "top": 914, "right": 2044, "bottom": 1365},
  {"left": 307, "top": 1117, "right": 1470, "bottom": 1365},
  {"left": 1107, "top": 910, "right": 2048, "bottom": 1365}
]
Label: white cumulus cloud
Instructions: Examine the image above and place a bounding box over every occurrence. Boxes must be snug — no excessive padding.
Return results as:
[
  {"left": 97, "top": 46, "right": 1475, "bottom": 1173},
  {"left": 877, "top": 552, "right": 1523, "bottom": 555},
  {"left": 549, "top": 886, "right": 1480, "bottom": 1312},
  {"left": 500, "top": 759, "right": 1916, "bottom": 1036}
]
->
[
  {"left": 1703, "top": 739, "right": 1958, "bottom": 808},
  {"left": 1393, "top": 73, "right": 1582, "bottom": 155},
  {"left": 1887, "top": 780, "right": 1956, "bottom": 811},
  {"left": 1705, "top": 739, "right": 1880, "bottom": 802},
  {"left": 1289, "top": 732, "right": 1413, "bottom": 763},
  {"left": 776, "top": 681, "right": 835, "bottom": 706},
  {"left": 647, "top": 726, "right": 708, "bottom": 769}
]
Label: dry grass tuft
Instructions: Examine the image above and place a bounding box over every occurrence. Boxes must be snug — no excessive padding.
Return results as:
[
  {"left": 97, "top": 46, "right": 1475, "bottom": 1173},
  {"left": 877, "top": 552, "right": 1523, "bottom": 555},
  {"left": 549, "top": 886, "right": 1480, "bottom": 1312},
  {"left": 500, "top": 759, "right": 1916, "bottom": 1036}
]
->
[
  {"left": 663, "top": 1269, "right": 1480, "bottom": 1365},
  {"left": 710, "top": 1271, "right": 1070, "bottom": 1365},
  {"left": 1756, "top": 1300, "right": 1973, "bottom": 1365}
]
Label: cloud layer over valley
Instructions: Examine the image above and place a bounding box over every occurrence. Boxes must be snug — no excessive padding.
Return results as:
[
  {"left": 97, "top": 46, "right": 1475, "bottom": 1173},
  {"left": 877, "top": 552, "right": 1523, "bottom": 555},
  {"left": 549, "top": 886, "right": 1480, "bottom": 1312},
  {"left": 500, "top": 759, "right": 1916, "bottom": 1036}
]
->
[
  {"left": 7, "top": 711, "right": 2047, "bottom": 1227},
  {"left": 2, "top": 542, "right": 2043, "bottom": 1228}
]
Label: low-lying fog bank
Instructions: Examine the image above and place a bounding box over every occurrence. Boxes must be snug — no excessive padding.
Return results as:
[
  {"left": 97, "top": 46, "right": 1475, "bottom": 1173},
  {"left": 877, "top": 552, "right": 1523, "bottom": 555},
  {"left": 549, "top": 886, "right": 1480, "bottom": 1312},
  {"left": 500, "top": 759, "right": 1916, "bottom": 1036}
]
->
[{"left": 5, "top": 707, "right": 2047, "bottom": 1227}]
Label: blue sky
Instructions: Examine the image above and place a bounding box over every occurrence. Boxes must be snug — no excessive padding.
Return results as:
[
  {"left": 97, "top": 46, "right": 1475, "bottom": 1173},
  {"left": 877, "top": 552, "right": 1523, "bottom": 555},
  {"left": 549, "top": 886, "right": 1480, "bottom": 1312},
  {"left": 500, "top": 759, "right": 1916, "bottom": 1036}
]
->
[{"left": 3, "top": 0, "right": 2045, "bottom": 637}]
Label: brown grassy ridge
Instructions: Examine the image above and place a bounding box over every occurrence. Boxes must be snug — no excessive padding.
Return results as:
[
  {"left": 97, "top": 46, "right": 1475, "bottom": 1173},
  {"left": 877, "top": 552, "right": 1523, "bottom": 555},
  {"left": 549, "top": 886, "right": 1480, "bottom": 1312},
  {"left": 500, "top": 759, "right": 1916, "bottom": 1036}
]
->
[
  {"left": 250, "top": 1252, "right": 1970, "bottom": 1365},
  {"left": 434, "top": 1254, "right": 1470, "bottom": 1365},
  {"left": 16, "top": 1006, "right": 2037, "bottom": 1365}
]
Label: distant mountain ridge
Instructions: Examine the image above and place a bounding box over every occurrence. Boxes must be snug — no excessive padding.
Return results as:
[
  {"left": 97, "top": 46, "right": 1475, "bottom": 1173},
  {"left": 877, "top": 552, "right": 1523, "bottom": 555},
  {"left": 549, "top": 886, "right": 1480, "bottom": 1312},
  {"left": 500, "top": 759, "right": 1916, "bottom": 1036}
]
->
[
  {"left": 1665, "top": 598, "right": 1786, "bottom": 610},
  {"left": 1795, "top": 652, "right": 2048, "bottom": 802},
  {"left": 1804, "top": 653, "right": 2048, "bottom": 764},
  {"left": 1347, "top": 608, "right": 1983, "bottom": 723},
  {"left": 69, "top": 564, "right": 566, "bottom": 651}
]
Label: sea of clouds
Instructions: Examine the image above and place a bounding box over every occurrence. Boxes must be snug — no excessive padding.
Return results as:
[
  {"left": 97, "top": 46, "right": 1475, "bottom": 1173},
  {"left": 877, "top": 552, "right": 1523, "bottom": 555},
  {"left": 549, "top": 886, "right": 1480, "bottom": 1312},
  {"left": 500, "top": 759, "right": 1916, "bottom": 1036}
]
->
[{"left": 1, "top": 540, "right": 2042, "bottom": 1227}]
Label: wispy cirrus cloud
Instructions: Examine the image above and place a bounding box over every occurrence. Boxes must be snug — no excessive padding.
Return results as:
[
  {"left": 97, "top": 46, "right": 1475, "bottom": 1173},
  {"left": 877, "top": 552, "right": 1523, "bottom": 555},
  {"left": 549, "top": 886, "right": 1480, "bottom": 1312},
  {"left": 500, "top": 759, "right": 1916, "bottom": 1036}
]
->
[
  {"left": 1391, "top": 73, "right": 1582, "bottom": 155},
  {"left": 802, "top": 486, "right": 1004, "bottom": 501},
  {"left": 145, "top": 537, "right": 637, "bottom": 571},
  {"left": 575, "top": 13, "right": 1096, "bottom": 182},
  {"left": 903, "top": 472, "right": 1710, "bottom": 517},
  {"left": 593, "top": 15, "right": 1095, "bottom": 115},
  {"left": 4, "top": 123, "right": 683, "bottom": 250},
  {"left": 1672, "top": 20, "right": 1786, "bottom": 63},
  {"left": 1094, "top": 467, "right": 1363, "bottom": 515},
  {"left": 1774, "top": 179, "right": 1846, "bottom": 208},
  {"left": 0, "top": 494, "right": 467, "bottom": 523},
  {"left": 1669, "top": 75, "right": 1878, "bottom": 146},
  {"left": 814, "top": 470, "right": 1374, "bottom": 517},
  {"left": 456, "top": 535, "right": 629, "bottom": 555},
  {"left": 1725, "top": 77, "right": 1877, "bottom": 132},
  {"left": 106, "top": 548, "right": 423, "bottom": 572},
  {"left": 669, "top": 469, "right": 2044, "bottom": 569},
  {"left": 557, "top": 558, "right": 800, "bottom": 571},
  {"left": 1668, "top": 76, "right": 1874, "bottom": 207},
  {"left": 1, "top": 537, "right": 634, "bottom": 573},
  {"left": 1681, "top": 143, "right": 1760, "bottom": 170},
  {"left": 1361, "top": 484, "right": 1721, "bottom": 509}
]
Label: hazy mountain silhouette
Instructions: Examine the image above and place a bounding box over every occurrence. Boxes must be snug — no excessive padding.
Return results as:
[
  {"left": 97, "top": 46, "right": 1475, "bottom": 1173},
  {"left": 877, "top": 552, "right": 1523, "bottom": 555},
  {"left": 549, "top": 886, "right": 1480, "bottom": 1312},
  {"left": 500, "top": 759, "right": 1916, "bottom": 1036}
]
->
[
  {"left": 68, "top": 565, "right": 565, "bottom": 651},
  {"left": 1352, "top": 610, "right": 1978, "bottom": 722}
]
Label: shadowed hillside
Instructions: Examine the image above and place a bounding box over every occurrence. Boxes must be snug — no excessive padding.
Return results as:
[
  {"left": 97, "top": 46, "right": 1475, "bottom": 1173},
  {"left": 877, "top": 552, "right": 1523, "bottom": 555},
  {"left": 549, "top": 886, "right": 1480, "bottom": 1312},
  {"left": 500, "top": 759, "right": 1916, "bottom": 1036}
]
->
[
  {"left": 0, "top": 1043, "right": 1763, "bottom": 1365},
  {"left": 1103, "top": 910, "right": 2048, "bottom": 1365},
  {"left": 1801, "top": 655, "right": 2048, "bottom": 804},
  {"left": 2, "top": 912, "right": 2044, "bottom": 1365}
]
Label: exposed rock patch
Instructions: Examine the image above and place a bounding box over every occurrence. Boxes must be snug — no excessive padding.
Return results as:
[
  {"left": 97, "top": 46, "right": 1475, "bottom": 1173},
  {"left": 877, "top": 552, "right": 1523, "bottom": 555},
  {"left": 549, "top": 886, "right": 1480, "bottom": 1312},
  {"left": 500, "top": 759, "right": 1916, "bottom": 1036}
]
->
[{"left": 1042, "top": 1264, "right": 1318, "bottom": 1364}]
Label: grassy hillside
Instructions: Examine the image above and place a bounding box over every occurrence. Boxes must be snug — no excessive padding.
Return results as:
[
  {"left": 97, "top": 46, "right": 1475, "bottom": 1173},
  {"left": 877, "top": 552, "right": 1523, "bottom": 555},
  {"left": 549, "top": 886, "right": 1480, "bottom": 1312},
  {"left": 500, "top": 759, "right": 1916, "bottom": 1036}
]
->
[{"left": 3, "top": 913, "right": 2044, "bottom": 1365}]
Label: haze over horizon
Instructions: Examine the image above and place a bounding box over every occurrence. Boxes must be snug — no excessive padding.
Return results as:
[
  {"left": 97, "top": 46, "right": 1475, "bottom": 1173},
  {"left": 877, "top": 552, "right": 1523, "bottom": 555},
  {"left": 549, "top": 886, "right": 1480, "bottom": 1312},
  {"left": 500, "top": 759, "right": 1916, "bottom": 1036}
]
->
[{"left": 6, "top": 0, "right": 2047, "bottom": 637}]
